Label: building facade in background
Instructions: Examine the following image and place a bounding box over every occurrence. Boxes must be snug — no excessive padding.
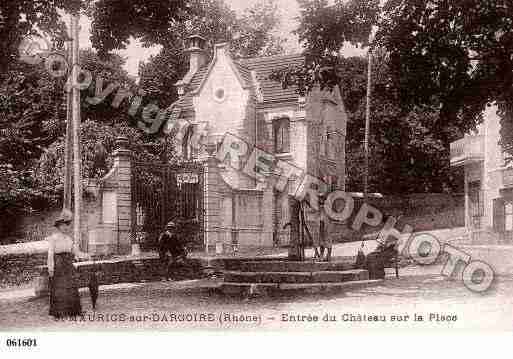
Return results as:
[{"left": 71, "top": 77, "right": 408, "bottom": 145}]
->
[
  {"left": 170, "top": 35, "right": 348, "bottom": 249},
  {"left": 450, "top": 105, "right": 513, "bottom": 242}
]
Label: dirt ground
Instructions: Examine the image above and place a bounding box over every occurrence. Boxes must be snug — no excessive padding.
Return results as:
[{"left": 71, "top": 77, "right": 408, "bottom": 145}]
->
[{"left": 1, "top": 264, "right": 512, "bottom": 331}]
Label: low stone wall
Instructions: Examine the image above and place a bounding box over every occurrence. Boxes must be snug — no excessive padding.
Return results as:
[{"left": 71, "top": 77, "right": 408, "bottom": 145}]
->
[
  {"left": 0, "top": 252, "right": 206, "bottom": 291},
  {"left": 0, "top": 194, "right": 101, "bottom": 248},
  {"left": 332, "top": 194, "right": 464, "bottom": 241}
]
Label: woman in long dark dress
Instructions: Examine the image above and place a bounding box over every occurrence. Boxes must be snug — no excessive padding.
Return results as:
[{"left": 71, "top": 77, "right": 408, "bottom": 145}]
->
[{"left": 46, "top": 210, "right": 89, "bottom": 318}]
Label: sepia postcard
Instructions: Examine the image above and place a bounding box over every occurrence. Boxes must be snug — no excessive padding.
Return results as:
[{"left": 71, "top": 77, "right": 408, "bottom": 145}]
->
[{"left": 1, "top": 1, "right": 513, "bottom": 354}]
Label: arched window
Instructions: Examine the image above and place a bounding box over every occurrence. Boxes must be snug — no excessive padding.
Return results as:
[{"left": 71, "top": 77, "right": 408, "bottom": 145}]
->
[{"left": 273, "top": 117, "right": 290, "bottom": 154}]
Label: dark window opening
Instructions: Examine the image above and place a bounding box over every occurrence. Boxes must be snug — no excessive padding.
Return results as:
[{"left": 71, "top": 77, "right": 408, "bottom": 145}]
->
[
  {"left": 469, "top": 181, "right": 483, "bottom": 229},
  {"left": 273, "top": 117, "right": 290, "bottom": 154}
]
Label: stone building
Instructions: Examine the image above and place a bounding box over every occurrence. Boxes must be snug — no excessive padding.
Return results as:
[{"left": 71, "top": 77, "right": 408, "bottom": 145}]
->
[
  {"left": 450, "top": 104, "right": 513, "bottom": 242},
  {"left": 166, "top": 35, "right": 348, "bottom": 250}
]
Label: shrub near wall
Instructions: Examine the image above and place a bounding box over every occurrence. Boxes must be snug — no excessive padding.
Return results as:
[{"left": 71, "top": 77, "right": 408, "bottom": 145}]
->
[
  {"left": 0, "top": 253, "right": 47, "bottom": 289},
  {"left": 0, "top": 190, "right": 102, "bottom": 288},
  {"left": 1, "top": 187, "right": 101, "bottom": 246},
  {"left": 335, "top": 193, "right": 464, "bottom": 241}
]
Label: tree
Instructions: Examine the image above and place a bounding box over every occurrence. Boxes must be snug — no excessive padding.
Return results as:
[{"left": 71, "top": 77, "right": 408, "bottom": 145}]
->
[
  {"left": 88, "top": 0, "right": 188, "bottom": 58},
  {"left": 36, "top": 119, "right": 177, "bottom": 190},
  {"left": 231, "top": 0, "right": 286, "bottom": 58},
  {"left": 136, "top": 0, "right": 286, "bottom": 110},
  {"left": 90, "top": 0, "right": 285, "bottom": 58},
  {"left": 334, "top": 54, "right": 463, "bottom": 193},
  {"left": 376, "top": 0, "right": 513, "bottom": 145},
  {"left": 0, "top": 57, "right": 69, "bottom": 215},
  {"left": 34, "top": 48, "right": 178, "bottom": 195},
  {"left": 0, "top": 47, "right": 176, "bottom": 219},
  {"left": 0, "top": 0, "right": 89, "bottom": 73}
]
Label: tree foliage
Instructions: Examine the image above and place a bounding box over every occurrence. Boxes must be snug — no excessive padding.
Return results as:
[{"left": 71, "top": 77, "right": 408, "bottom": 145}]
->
[
  {"left": 0, "top": 0, "right": 89, "bottom": 73},
  {"left": 137, "top": 0, "right": 286, "bottom": 109},
  {"left": 90, "top": 0, "right": 285, "bottom": 58},
  {"left": 1, "top": 48, "right": 176, "bottom": 218},
  {"left": 335, "top": 54, "right": 463, "bottom": 193},
  {"left": 1, "top": 0, "right": 285, "bottom": 219},
  {"left": 273, "top": 0, "right": 512, "bottom": 192},
  {"left": 376, "top": 0, "right": 513, "bottom": 140},
  {"left": 0, "top": 58, "right": 68, "bottom": 215}
]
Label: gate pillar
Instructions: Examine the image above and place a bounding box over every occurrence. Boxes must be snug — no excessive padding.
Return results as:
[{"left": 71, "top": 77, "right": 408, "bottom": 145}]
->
[
  {"left": 113, "top": 136, "right": 133, "bottom": 255},
  {"left": 89, "top": 136, "right": 133, "bottom": 256},
  {"left": 204, "top": 156, "right": 221, "bottom": 253}
]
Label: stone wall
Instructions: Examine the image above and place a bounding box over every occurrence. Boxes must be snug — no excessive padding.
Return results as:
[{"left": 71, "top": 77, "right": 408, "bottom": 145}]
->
[
  {"left": 0, "top": 253, "right": 47, "bottom": 289},
  {"left": 1, "top": 193, "right": 101, "bottom": 248},
  {"left": 0, "top": 252, "right": 205, "bottom": 291},
  {"left": 334, "top": 193, "right": 465, "bottom": 241},
  {"left": 73, "top": 257, "right": 204, "bottom": 288}
]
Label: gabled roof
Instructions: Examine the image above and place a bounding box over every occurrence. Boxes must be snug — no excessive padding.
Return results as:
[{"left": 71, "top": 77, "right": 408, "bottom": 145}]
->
[
  {"left": 192, "top": 43, "right": 252, "bottom": 95},
  {"left": 239, "top": 53, "right": 304, "bottom": 106},
  {"left": 170, "top": 53, "right": 305, "bottom": 119}
]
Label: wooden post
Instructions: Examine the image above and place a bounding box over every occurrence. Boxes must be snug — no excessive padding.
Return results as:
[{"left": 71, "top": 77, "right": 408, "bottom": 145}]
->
[{"left": 287, "top": 196, "right": 302, "bottom": 261}]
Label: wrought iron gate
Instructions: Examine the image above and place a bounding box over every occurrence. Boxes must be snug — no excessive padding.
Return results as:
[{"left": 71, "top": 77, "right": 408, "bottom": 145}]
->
[{"left": 131, "top": 162, "right": 204, "bottom": 250}]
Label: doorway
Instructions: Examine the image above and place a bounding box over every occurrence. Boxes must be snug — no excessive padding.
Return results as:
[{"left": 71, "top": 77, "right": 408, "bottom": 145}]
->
[{"left": 468, "top": 181, "right": 483, "bottom": 229}]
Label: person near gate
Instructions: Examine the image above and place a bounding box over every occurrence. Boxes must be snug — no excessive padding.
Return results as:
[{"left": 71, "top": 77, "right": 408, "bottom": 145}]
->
[
  {"left": 158, "top": 221, "right": 187, "bottom": 280},
  {"left": 46, "top": 209, "right": 90, "bottom": 318}
]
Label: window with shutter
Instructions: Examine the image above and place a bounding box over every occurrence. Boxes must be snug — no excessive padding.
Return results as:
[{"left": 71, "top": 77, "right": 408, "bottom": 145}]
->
[{"left": 505, "top": 202, "right": 513, "bottom": 231}]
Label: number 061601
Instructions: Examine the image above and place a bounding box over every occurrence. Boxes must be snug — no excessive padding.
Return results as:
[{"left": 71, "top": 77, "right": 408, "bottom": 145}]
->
[{"left": 6, "top": 338, "right": 37, "bottom": 347}]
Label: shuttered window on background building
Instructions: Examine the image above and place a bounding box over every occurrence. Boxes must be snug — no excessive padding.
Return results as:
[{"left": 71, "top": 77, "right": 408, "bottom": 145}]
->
[
  {"left": 273, "top": 117, "right": 290, "bottom": 154},
  {"left": 493, "top": 198, "right": 505, "bottom": 234}
]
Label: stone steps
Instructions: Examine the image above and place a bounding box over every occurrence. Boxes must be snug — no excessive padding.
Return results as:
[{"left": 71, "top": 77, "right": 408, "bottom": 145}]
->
[
  {"left": 224, "top": 269, "right": 369, "bottom": 284},
  {"left": 220, "top": 279, "right": 383, "bottom": 296},
  {"left": 219, "top": 258, "right": 379, "bottom": 296}
]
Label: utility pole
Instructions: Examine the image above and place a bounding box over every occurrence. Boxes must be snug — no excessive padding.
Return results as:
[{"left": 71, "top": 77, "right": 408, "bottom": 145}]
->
[
  {"left": 63, "top": 28, "right": 73, "bottom": 212},
  {"left": 71, "top": 14, "right": 82, "bottom": 248}
]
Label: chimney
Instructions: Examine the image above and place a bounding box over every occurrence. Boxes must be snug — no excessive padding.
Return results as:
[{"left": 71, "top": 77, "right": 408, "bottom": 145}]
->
[{"left": 175, "top": 34, "right": 208, "bottom": 96}]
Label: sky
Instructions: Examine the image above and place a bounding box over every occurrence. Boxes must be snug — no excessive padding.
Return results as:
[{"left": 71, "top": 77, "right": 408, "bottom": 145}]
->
[{"left": 77, "top": 0, "right": 365, "bottom": 77}]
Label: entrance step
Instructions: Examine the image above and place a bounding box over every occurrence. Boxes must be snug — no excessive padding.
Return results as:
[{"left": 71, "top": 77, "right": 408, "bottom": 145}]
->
[
  {"left": 223, "top": 269, "right": 368, "bottom": 284},
  {"left": 220, "top": 279, "right": 383, "bottom": 296},
  {"left": 239, "top": 260, "right": 355, "bottom": 273}
]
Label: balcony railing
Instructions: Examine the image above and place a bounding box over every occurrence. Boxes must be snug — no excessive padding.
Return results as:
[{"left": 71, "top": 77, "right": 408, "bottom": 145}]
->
[{"left": 450, "top": 135, "right": 484, "bottom": 167}]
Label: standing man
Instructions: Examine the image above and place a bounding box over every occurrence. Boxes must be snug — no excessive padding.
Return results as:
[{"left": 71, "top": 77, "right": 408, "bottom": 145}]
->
[
  {"left": 318, "top": 197, "right": 333, "bottom": 262},
  {"left": 158, "top": 221, "right": 178, "bottom": 281}
]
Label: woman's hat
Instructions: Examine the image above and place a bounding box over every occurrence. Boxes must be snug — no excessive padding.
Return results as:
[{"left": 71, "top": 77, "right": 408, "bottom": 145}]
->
[
  {"left": 54, "top": 209, "right": 73, "bottom": 226},
  {"left": 166, "top": 221, "right": 176, "bottom": 228}
]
